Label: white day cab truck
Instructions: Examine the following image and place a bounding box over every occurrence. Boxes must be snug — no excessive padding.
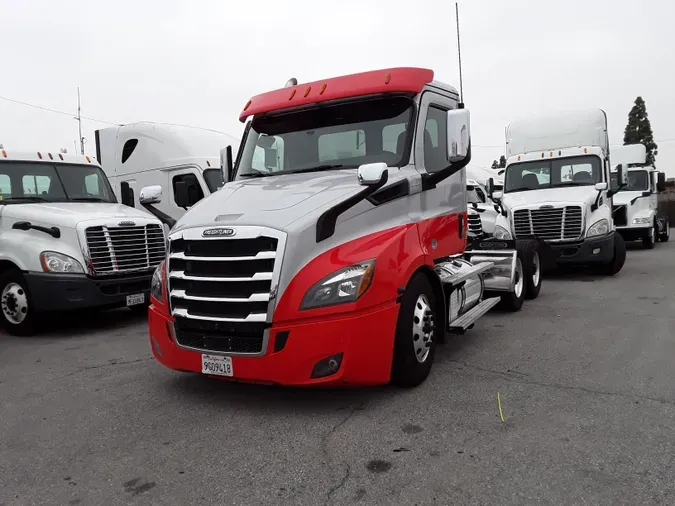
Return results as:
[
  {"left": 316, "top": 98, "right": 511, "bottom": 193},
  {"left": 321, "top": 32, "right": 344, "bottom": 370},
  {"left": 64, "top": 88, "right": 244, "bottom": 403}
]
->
[
  {"left": 0, "top": 148, "right": 166, "bottom": 335},
  {"left": 609, "top": 143, "right": 669, "bottom": 248},
  {"left": 140, "top": 67, "right": 544, "bottom": 388},
  {"left": 488, "top": 109, "right": 629, "bottom": 276},
  {"left": 95, "top": 122, "right": 240, "bottom": 227}
]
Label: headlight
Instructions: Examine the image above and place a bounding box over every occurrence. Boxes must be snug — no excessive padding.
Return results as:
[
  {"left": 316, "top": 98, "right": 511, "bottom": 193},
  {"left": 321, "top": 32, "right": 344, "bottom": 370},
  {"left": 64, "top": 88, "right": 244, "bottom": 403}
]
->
[
  {"left": 150, "top": 261, "right": 165, "bottom": 302},
  {"left": 300, "top": 260, "right": 375, "bottom": 310},
  {"left": 39, "top": 251, "right": 84, "bottom": 273},
  {"left": 493, "top": 225, "right": 512, "bottom": 240},
  {"left": 587, "top": 219, "right": 609, "bottom": 237},
  {"left": 632, "top": 217, "right": 651, "bottom": 225}
]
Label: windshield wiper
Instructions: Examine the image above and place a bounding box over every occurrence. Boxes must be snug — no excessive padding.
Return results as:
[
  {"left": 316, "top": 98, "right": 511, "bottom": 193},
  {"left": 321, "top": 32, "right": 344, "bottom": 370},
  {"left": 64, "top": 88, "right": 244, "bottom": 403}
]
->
[
  {"left": 284, "top": 164, "right": 346, "bottom": 175},
  {"left": 505, "top": 186, "right": 534, "bottom": 193},
  {"left": 0, "top": 196, "right": 49, "bottom": 204},
  {"left": 70, "top": 197, "right": 108, "bottom": 202},
  {"left": 239, "top": 169, "right": 270, "bottom": 178}
]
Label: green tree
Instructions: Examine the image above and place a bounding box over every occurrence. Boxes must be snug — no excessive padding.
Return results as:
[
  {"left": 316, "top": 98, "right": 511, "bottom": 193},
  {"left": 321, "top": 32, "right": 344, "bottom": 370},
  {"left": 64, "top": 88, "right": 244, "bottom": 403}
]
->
[
  {"left": 623, "top": 96, "right": 658, "bottom": 166},
  {"left": 491, "top": 160, "right": 499, "bottom": 169}
]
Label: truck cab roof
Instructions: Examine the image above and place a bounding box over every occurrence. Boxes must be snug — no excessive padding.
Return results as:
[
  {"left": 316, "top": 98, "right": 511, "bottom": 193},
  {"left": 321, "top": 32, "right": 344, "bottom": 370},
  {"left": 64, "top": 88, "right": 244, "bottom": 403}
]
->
[{"left": 1, "top": 148, "right": 100, "bottom": 167}]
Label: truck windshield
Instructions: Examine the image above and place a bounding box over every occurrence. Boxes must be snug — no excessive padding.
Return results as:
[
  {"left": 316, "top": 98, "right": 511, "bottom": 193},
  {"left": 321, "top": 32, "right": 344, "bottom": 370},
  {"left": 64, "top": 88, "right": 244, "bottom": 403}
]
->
[
  {"left": 467, "top": 186, "right": 482, "bottom": 204},
  {"left": 504, "top": 155, "right": 601, "bottom": 193},
  {"left": 610, "top": 170, "right": 649, "bottom": 192},
  {"left": 236, "top": 96, "right": 414, "bottom": 178},
  {"left": 0, "top": 161, "right": 117, "bottom": 204},
  {"left": 203, "top": 168, "right": 225, "bottom": 193}
]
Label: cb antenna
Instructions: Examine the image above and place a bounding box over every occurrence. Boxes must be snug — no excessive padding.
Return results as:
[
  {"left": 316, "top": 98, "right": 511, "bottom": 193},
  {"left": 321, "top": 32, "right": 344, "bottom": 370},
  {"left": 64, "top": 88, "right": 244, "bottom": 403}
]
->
[{"left": 455, "top": 2, "right": 464, "bottom": 107}]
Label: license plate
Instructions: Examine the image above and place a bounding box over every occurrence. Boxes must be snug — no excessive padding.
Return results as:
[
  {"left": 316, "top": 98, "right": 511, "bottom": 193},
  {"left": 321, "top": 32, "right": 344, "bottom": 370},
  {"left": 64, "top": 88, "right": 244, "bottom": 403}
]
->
[
  {"left": 126, "top": 293, "right": 145, "bottom": 306},
  {"left": 202, "top": 354, "right": 233, "bottom": 377}
]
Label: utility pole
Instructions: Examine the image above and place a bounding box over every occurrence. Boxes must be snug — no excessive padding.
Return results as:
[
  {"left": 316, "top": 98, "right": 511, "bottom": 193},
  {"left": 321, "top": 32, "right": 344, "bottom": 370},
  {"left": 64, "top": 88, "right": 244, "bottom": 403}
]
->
[
  {"left": 76, "top": 87, "right": 85, "bottom": 155},
  {"left": 455, "top": 2, "right": 464, "bottom": 105}
]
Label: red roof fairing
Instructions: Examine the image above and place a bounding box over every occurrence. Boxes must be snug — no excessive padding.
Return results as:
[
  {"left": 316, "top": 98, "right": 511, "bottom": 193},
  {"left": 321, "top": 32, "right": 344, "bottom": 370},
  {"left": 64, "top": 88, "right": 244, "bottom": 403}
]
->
[{"left": 239, "top": 67, "right": 434, "bottom": 122}]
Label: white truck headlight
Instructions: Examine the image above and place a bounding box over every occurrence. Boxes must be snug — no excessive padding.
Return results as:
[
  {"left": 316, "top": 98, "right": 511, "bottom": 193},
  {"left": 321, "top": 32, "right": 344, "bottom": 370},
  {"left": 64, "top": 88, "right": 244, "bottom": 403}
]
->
[
  {"left": 632, "top": 217, "right": 651, "bottom": 225},
  {"left": 301, "top": 260, "right": 375, "bottom": 310},
  {"left": 493, "top": 225, "right": 512, "bottom": 240},
  {"left": 587, "top": 219, "right": 609, "bottom": 238},
  {"left": 40, "top": 251, "right": 84, "bottom": 274},
  {"left": 150, "top": 261, "right": 165, "bottom": 302}
]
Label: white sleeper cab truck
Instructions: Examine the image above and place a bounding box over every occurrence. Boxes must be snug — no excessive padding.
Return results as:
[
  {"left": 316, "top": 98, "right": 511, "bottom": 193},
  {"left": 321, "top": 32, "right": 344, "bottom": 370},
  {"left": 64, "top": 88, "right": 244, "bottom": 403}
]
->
[
  {"left": 0, "top": 148, "right": 166, "bottom": 335},
  {"left": 467, "top": 178, "right": 499, "bottom": 236},
  {"left": 95, "top": 122, "right": 240, "bottom": 226},
  {"left": 141, "top": 67, "right": 544, "bottom": 388},
  {"left": 490, "top": 109, "right": 628, "bottom": 276},
  {"left": 610, "top": 143, "right": 669, "bottom": 248}
]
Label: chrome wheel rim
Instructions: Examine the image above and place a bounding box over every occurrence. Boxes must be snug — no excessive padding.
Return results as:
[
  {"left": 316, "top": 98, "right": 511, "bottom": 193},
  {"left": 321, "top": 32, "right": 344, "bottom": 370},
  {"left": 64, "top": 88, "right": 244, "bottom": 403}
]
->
[
  {"left": 514, "top": 258, "right": 524, "bottom": 299},
  {"left": 531, "top": 252, "right": 541, "bottom": 287},
  {"left": 2, "top": 282, "right": 28, "bottom": 324},
  {"left": 412, "top": 294, "right": 435, "bottom": 364}
]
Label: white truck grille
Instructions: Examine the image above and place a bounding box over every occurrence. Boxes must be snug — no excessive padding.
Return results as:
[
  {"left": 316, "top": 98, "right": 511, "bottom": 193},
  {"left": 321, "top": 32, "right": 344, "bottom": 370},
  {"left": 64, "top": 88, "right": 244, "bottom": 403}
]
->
[
  {"left": 166, "top": 228, "right": 284, "bottom": 356},
  {"left": 513, "top": 206, "right": 583, "bottom": 241},
  {"left": 85, "top": 224, "right": 166, "bottom": 274},
  {"left": 468, "top": 212, "right": 483, "bottom": 237}
]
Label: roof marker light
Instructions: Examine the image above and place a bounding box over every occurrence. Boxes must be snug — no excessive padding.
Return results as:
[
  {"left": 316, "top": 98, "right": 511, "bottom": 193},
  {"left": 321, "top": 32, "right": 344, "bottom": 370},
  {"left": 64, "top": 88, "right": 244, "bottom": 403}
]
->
[
  {"left": 206, "top": 160, "right": 211, "bottom": 167},
  {"left": 584, "top": 147, "right": 588, "bottom": 153},
  {"left": 37, "top": 152, "right": 42, "bottom": 159},
  {"left": 1, "top": 150, "right": 6, "bottom": 158},
  {"left": 517, "top": 155, "right": 521, "bottom": 161},
  {"left": 541, "top": 153, "right": 544, "bottom": 158},
  {"left": 549, "top": 151, "right": 553, "bottom": 157},
  {"left": 244, "top": 100, "right": 252, "bottom": 111},
  {"left": 59, "top": 154, "right": 64, "bottom": 160},
  {"left": 48, "top": 153, "right": 53, "bottom": 160},
  {"left": 304, "top": 86, "right": 311, "bottom": 97},
  {"left": 86, "top": 156, "right": 91, "bottom": 163},
  {"left": 319, "top": 83, "right": 327, "bottom": 95},
  {"left": 384, "top": 73, "right": 391, "bottom": 84},
  {"left": 289, "top": 89, "right": 296, "bottom": 100},
  {"left": 558, "top": 150, "right": 562, "bottom": 156}
]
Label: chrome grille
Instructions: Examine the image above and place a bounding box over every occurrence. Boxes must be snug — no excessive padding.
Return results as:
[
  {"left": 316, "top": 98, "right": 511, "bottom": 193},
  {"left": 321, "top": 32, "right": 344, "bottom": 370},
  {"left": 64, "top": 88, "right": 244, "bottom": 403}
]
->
[
  {"left": 468, "top": 212, "right": 483, "bottom": 237},
  {"left": 85, "top": 224, "right": 166, "bottom": 274},
  {"left": 513, "top": 206, "right": 583, "bottom": 241},
  {"left": 167, "top": 228, "right": 283, "bottom": 356}
]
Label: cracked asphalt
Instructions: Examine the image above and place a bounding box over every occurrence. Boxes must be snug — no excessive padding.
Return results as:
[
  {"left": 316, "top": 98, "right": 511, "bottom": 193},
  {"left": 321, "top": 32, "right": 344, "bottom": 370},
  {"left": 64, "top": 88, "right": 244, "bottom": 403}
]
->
[{"left": 1, "top": 239, "right": 674, "bottom": 505}]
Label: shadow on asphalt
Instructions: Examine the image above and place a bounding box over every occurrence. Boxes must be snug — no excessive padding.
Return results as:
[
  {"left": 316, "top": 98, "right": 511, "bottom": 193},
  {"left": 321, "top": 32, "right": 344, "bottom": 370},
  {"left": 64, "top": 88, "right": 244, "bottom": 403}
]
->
[{"left": 28, "top": 307, "right": 147, "bottom": 337}]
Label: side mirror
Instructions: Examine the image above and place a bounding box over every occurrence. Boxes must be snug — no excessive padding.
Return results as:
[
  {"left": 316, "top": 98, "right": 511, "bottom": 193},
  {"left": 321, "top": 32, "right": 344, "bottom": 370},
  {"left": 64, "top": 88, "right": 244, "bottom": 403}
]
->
[
  {"left": 486, "top": 177, "right": 495, "bottom": 197},
  {"left": 616, "top": 164, "right": 629, "bottom": 187},
  {"left": 595, "top": 182, "right": 608, "bottom": 191},
  {"left": 357, "top": 163, "right": 388, "bottom": 186},
  {"left": 220, "top": 146, "right": 233, "bottom": 184},
  {"left": 139, "top": 185, "right": 162, "bottom": 205},
  {"left": 492, "top": 190, "right": 503, "bottom": 201},
  {"left": 175, "top": 181, "right": 200, "bottom": 209},
  {"left": 657, "top": 172, "right": 666, "bottom": 192},
  {"left": 446, "top": 108, "right": 471, "bottom": 162}
]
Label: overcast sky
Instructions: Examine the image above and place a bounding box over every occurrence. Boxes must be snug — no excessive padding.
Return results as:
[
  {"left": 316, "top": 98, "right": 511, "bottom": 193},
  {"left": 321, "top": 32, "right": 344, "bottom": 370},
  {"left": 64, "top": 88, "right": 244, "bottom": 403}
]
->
[{"left": 1, "top": 0, "right": 673, "bottom": 175}]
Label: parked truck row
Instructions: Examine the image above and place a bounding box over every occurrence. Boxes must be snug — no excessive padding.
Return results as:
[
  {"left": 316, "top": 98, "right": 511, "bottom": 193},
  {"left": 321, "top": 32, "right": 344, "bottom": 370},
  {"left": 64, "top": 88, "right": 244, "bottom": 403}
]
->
[{"left": 1, "top": 67, "right": 667, "bottom": 389}]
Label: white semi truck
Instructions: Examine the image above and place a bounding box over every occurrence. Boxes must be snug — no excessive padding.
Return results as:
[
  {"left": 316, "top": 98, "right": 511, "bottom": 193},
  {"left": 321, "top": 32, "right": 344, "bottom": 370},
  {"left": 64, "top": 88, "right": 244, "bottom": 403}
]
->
[
  {"left": 0, "top": 148, "right": 166, "bottom": 335},
  {"left": 489, "top": 109, "right": 628, "bottom": 275},
  {"left": 609, "top": 143, "right": 669, "bottom": 247},
  {"left": 141, "top": 67, "right": 544, "bottom": 388},
  {"left": 95, "top": 122, "right": 240, "bottom": 227}
]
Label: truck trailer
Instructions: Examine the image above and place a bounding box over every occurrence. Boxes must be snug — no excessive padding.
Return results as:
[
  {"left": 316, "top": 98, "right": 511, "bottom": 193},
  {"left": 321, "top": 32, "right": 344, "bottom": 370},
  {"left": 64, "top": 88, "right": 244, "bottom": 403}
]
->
[{"left": 143, "top": 67, "right": 543, "bottom": 387}]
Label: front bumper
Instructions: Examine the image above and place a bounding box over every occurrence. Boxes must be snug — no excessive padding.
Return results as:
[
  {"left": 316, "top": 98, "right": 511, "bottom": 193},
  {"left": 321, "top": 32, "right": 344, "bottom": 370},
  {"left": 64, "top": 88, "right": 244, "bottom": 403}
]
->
[
  {"left": 148, "top": 302, "right": 400, "bottom": 386},
  {"left": 24, "top": 271, "right": 153, "bottom": 312},
  {"left": 615, "top": 225, "right": 651, "bottom": 242},
  {"left": 548, "top": 233, "right": 615, "bottom": 264}
]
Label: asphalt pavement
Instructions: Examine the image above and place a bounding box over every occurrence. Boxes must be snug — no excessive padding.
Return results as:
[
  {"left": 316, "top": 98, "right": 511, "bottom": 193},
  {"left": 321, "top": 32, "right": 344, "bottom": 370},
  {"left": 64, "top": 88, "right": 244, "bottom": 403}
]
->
[{"left": 1, "top": 238, "right": 674, "bottom": 506}]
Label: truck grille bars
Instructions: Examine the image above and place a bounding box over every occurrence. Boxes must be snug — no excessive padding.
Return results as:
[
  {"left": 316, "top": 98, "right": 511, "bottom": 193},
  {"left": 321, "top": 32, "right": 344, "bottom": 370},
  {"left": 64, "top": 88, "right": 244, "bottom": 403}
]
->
[
  {"left": 85, "top": 224, "right": 166, "bottom": 274},
  {"left": 513, "top": 206, "right": 583, "bottom": 241},
  {"left": 166, "top": 226, "right": 286, "bottom": 356}
]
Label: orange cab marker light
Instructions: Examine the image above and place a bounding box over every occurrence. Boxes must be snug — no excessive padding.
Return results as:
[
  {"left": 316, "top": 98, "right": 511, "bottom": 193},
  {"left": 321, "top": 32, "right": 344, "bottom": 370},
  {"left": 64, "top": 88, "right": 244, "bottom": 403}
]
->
[
  {"left": 384, "top": 73, "right": 391, "bottom": 84},
  {"left": 86, "top": 156, "right": 91, "bottom": 163},
  {"left": 1, "top": 150, "right": 6, "bottom": 158},
  {"left": 304, "top": 86, "right": 311, "bottom": 98},
  {"left": 584, "top": 147, "right": 588, "bottom": 153},
  {"left": 558, "top": 150, "right": 562, "bottom": 156},
  {"left": 244, "top": 100, "right": 252, "bottom": 111},
  {"left": 59, "top": 154, "right": 64, "bottom": 160},
  {"left": 549, "top": 151, "right": 553, "bottom": 157},
  {"left": 541, "top": 152, "right": 544, "bottom": 158},
  {"left": 319, "top": 83, "right": 327, "bottom": 95},
  {"left": 37, "top": 152, "right": 42, "bottom": 159},
  {"left": 206, "top": 160, "right": 211, "bottom": 167},
  {"left": 517, "top": 155, "right": 521, "bottom": 161},
  {"left": 289, "top": 89, "right": 296, "bottom": 100},
  {"left": 48, "top": 153, "right": 53, "bottom": 160}
]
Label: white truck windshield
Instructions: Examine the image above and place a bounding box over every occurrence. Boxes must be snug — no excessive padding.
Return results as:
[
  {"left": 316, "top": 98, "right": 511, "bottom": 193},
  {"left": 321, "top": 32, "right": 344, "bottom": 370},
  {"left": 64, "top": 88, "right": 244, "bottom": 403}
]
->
[
  {"left": 236, "top": 96, "right": 414, "bottom": 178},
  {"left": 610, "top": 170, "right": 649, "bottom": 192},
  {"left": 504, "top": 155, "right": 601, "bottom": 193},
  {"left": 0, "top": 162, "right": 117, "bottom": 204}
]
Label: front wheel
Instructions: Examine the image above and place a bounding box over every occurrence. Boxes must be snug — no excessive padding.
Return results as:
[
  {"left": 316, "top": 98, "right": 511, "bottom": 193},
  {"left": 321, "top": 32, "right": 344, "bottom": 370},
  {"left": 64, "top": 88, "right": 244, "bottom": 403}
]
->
[
  {"left": 524, "top": 250, "right": 542, "bottom": 300},
  {"left": 491, "top": 256, "right": 525, "bottom": 312},
  {"left": 391, "top": 273, "right": 437, "bottom": 388},
  {"left": 659, "top": 218, "right": 670, "bottom": 242},
  {"left": 643, "top": 222, "right": 656, "bottom": 249},
  {"left": 597, "top": 234, "right": 626, "bottom": 276},
  {"left": 0, "top": 269, "right": 36, "bottom": 336}
]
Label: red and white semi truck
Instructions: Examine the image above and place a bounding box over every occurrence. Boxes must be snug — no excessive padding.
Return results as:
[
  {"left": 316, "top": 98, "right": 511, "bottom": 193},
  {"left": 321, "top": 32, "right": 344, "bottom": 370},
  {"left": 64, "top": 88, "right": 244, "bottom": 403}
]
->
[{"left": 143, "top": 67, "right": 542, "bottom": 387}]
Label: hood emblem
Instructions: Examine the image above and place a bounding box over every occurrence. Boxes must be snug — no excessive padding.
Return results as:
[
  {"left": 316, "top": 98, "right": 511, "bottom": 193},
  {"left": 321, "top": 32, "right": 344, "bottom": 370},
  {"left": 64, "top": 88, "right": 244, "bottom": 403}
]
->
[
  {"left": 539, "top": 205, "right": 554, "bottom": 209},
  {"left": 202, "top": 227, "right": 236, "bottom": 237},
  {"left": 118, "top": 221, "right": 136, "bottom": 226}
]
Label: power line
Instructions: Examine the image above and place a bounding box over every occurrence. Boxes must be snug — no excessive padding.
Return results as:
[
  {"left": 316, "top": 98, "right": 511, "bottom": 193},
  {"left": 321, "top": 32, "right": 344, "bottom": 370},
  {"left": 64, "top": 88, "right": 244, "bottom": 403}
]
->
[{"left": 0, "top": 94, "right": 119, "bottom": 125}]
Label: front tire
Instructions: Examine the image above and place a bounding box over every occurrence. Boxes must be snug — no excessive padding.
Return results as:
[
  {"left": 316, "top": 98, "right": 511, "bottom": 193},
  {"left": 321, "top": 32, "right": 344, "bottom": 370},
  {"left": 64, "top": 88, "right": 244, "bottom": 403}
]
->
[
  {"left": 659, "top": 218, "right": 670, "bottom": 242},
  {"left": 493, "top": 256, "right": 525, "bottom": 312},
  {"left": 391, "top": 273, "right": 437, "bottom": 388},
  {"left": 598, "top": 233, "right": 626, "bottom": 276},
  {"left": 521, "top": 246, "right": 542, "bottom": 300},
  {"left": 0, "top": 269, "right": 36, "bottom": 336},
  {"left": 643, "top": 221, "right": 656, "bottom": 249}
]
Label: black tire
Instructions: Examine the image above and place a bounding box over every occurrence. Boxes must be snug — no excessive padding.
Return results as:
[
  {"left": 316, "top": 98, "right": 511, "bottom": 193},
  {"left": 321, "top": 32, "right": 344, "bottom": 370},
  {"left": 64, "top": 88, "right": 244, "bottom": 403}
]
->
[
  {"left": 659, "top": 218, "right": 670, "bottom": 242},
  {"left": 391, "top": 273, "right": 437, "bottom": 388},
  {"left": 517, "top": 240, "right": 542, "bottom": 300},
  {"left": 489, "top": 256, "right": 525, "bottom": 312},
  {"left": 642, "top": 221, "right": 656, "bottom": 249},
  {"left": 598, "top": 233, "right": 626, "bottom": 276},
  {"left": 0, "top": 269, "right": 36, "bottom": 336}
]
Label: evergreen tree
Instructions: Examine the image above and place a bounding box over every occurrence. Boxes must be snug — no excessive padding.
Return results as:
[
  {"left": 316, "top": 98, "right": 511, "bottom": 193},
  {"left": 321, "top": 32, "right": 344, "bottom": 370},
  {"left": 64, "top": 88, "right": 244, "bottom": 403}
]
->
[
  {"left": 499, "top": 155, "right": 506, "bottom": 168},
  {"left": 623, "top": 96, "right": 658, "bottom": 166}
]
